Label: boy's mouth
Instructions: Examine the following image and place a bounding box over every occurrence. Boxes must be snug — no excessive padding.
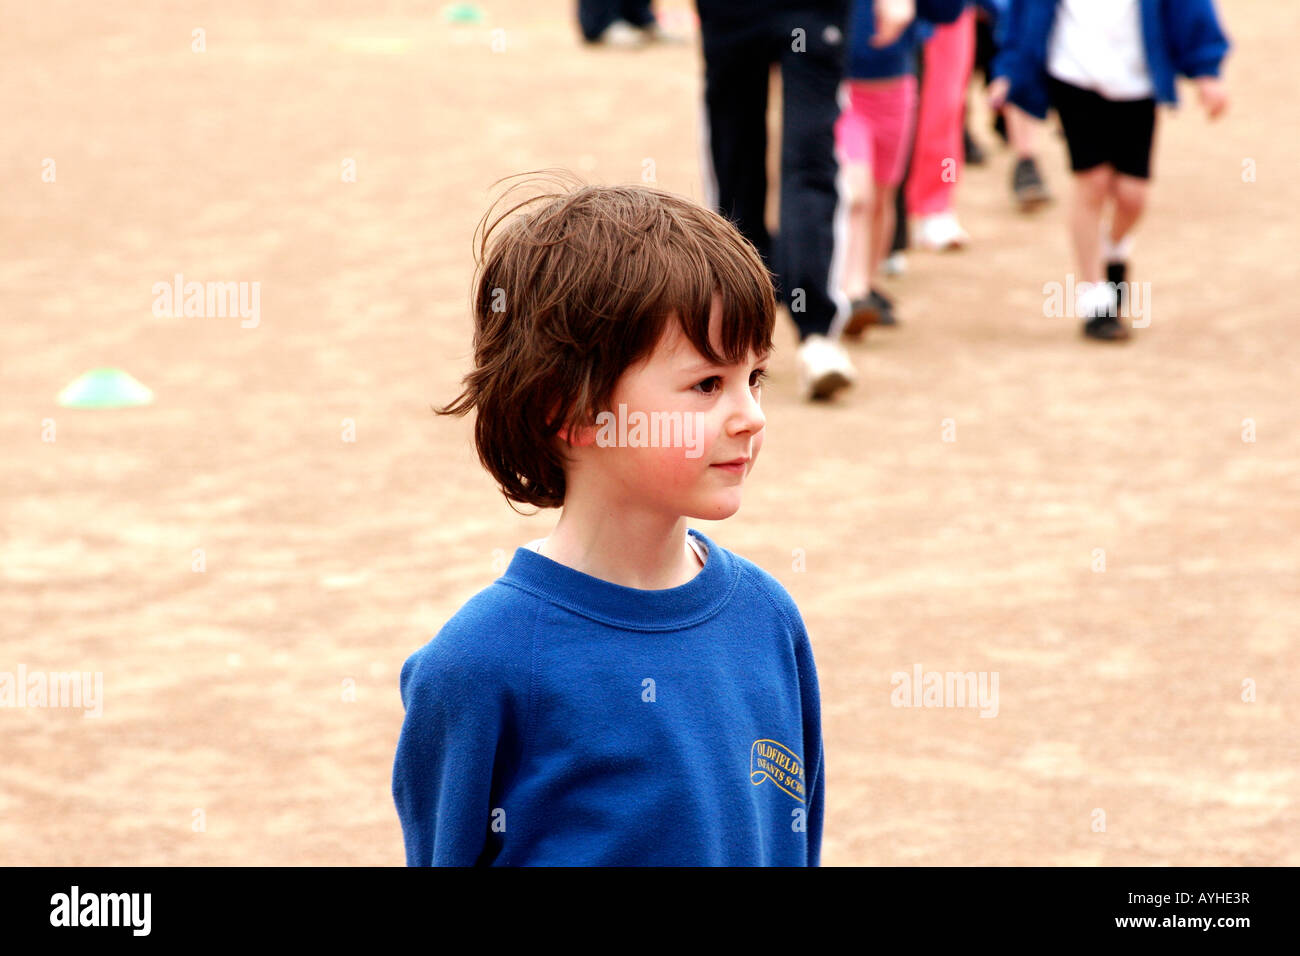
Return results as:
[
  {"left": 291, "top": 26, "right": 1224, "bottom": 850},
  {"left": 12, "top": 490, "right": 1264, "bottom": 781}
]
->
[{"left": 710, "top": 456, "right": 749, "bottom": 474}]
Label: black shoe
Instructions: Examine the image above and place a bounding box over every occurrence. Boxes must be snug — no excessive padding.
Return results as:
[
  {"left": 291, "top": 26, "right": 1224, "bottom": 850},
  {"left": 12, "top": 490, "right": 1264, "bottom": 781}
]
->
[
  {"left": 1012, "top": 157, "right": 1051, "bottom": 210},
  {"left": 1082, "top": 316, "right": 1131, "bottom": 342},
  {"left": 964, "top": 128, "right": 987, "bottom": 166},
  {"left": 844, "top": 295, "right": 880, "bottom": 338},
  {"left": 868, "top": 288, "right": 898, "bottom": 326}
]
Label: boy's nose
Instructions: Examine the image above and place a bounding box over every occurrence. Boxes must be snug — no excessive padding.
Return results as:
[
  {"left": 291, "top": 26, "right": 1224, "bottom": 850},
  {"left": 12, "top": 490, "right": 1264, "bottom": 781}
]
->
[{"left": 728, "top": 388, "right": 766, "bottom": 435}]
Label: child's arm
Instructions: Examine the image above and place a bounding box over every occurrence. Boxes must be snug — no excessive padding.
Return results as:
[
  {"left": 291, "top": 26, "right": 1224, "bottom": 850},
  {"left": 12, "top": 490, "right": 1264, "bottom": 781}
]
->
[
  {"left": 1165, "top": 0, "right": 1230, "bottom": 80},
  {"left": 872, "top": 0, "right": 917, "bottom": 48},
  {"left": 391, "top": 637, "right": 521, "bottom": 866},
  {"left": 804, "top": 725, "right": 826, "bottom": 867},
  {"left": 988, "top": 0, "right": 1048, "bottom": 119},
  {"left": 1165, "top": 0, "right": 1230, "bottom": 118},
  {"left": 793, "top": 610, "right": 826, "bottom": 867}
]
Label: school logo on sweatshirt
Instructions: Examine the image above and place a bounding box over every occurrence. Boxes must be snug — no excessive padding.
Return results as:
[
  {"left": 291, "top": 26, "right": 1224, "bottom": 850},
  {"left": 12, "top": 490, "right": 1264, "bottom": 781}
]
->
[{"left": 750, "top": 738, "right": 806, "bottom": 802}]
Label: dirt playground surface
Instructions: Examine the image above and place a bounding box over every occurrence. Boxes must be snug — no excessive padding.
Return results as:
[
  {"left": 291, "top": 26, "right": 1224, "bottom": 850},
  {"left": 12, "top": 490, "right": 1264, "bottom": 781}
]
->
[{"left": 3, "top": 1, "right": 1297, "bottom": 865}]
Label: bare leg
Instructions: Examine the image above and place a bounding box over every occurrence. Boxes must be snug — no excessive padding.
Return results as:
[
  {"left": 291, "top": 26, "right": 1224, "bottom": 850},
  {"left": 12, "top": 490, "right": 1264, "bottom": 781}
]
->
[
  {"left": 869, "top": 184, "right": 897, "bottom": 291},
  {"left": 1108, "top": 173, "right": 1149, "bottom": 243},
  {"left": 843, "top": 161, "right": 873, "bottom": 300},
  {"left": 1003, "top": 103, "right": 1039, "bottom": 160},
  {"left": 1071, "top": 165, "right": 1113, "bottom": 284}
]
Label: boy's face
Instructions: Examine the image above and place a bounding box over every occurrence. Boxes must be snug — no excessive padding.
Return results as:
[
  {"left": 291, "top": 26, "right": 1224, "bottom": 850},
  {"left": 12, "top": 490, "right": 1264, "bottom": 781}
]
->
[{"left": 570, "top": 296, "right": 769, "bottom": 522}]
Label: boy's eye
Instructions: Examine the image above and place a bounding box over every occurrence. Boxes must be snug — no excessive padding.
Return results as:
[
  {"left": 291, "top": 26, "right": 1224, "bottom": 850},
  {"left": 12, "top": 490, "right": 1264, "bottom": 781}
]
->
[{"left": 692, "top": 368, "right": 769, "bottom": 395}]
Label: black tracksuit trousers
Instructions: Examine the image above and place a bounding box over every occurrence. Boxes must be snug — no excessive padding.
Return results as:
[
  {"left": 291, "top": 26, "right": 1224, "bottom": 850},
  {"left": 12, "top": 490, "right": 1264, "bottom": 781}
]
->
[{"left": 697, "top": 4, "right": 849, "bottom": 341}]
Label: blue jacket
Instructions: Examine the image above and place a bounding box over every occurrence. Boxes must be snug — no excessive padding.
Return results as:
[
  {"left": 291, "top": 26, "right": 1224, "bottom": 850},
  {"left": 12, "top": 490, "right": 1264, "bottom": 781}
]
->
[
  {"left": 974, "top": 0, "right": 1010, "bottom": 46},
  {"left": 392, "top": 527, "right": 825, "bottom": 866},
  {"left": 992, "top": 0, "right": 1230, "bottom": 118},
  {"left": 846, "top": 0, "right": 966, "bottom": 79}
]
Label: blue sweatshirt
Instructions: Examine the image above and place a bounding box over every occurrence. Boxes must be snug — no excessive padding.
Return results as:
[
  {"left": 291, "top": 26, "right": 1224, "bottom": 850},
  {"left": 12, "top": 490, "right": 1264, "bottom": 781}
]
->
[
  {"left": 846, "top": 0, "right": 966, "bottom": 79},
  {"left": 392, "top": 527, "right": 825, "bottom": 866},
  {"left": 992, "top": 0, "right": 1230, "bottom": 118}
]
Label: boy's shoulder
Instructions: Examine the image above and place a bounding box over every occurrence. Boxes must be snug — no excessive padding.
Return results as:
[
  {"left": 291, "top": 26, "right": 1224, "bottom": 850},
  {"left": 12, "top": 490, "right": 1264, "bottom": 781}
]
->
[
  {"left": 400, "top": 577, "right": 542, "bottom": 696},
  {"left": 720, "top": 540, "right": 809, "bottom": 639}
]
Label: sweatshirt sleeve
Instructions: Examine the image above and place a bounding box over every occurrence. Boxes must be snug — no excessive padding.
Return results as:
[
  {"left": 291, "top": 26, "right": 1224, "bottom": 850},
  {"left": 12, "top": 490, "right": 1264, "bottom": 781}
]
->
[
  {"left": 391, "top": 612, "right": 532, "bottom": 866},
  {"left": 752, "top": 566, "right": 827, "bottom": 867},
  {"left": 1165, "top": 0, "right": 1230, "bottom": 79},
  {"left": 794, "top": 616, "right": 826, "bottom": 867},
  {"left": 990, "top": 0, "right": 1025, "bottom": 82}
]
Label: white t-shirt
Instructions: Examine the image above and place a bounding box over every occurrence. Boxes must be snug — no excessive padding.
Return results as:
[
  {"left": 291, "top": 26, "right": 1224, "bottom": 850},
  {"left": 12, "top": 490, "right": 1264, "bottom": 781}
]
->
[
  {"left": 1047, "top": 0, "right": 1154, "bottom": 101},
  {"left": 525, "top": 534, "right": 708, "bottom": 568}
]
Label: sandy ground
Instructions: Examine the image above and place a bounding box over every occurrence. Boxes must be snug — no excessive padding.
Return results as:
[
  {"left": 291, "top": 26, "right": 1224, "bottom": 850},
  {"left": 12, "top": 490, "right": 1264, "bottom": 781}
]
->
[{"left": 2, "top": 0, "right": 1297, "bottom": 865}]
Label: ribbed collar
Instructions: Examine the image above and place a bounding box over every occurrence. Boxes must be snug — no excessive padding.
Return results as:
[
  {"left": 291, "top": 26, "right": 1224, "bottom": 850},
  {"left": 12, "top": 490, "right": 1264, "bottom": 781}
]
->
[{"left": 500, "top": 527, "right": 738, "bottom": 631}]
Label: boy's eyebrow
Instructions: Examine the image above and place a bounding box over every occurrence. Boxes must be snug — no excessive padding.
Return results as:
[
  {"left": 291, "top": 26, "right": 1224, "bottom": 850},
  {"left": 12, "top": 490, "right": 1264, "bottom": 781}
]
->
[{"left": 680, "top": 350, "right": 773, "bottom": 373}]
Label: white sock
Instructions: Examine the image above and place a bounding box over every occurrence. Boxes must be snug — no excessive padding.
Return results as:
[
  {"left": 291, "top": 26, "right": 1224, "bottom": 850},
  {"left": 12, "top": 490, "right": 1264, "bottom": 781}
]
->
[
  {"left": 1103, "top": 233, "right": 1134, "bottom": 263},
  {"left": 1077, "top": 281, "right": 1118, "bottom": 319}
]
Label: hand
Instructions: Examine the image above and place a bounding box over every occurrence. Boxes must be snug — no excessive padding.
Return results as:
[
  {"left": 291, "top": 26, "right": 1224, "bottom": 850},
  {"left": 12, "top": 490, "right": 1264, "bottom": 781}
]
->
[
  {"left": 987, "top": 77, "right": 1010, "bottom": 112},
  {"left": 1196, "top": 76, "right": 1228, "bottom": 120},
  {"left": 871, "top": 0, "right": 915, "bottom": 47}
]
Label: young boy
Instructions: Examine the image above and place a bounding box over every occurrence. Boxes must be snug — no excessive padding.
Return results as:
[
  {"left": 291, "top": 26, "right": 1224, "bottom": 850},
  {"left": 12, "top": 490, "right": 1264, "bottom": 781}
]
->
[
  {"left": 988, "top": 0, "right": 1230, "bottom": 341},
  {"left": 392, "top": 177, "right": 825, "bottom": 866}
]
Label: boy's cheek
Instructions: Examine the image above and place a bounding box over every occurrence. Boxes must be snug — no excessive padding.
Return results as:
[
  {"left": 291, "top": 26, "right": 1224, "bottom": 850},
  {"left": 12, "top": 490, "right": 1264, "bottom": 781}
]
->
[{"left": 632, "top": 444, "right": 710, "bottom": 483}]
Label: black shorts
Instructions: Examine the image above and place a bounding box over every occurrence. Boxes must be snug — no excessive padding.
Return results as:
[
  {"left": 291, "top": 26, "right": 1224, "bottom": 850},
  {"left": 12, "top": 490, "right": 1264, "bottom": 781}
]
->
[{"left": 1048, "top": 76, "right": 1156, "bottom": 180}]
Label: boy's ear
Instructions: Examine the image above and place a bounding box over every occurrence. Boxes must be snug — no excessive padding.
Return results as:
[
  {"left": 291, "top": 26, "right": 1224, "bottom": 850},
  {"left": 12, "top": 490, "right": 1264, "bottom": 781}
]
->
[
  {"left": 557, "top": 422, "right": 596, "bottom": 447},
  {"left": 548, "top": 401, "right": 595, "bottom": 447}
]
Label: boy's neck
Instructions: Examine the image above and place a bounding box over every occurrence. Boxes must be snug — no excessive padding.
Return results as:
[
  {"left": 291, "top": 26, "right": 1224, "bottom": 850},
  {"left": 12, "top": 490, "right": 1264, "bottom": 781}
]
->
[{"left": 537, "top": 510, "right": 703, "bottom": 590}]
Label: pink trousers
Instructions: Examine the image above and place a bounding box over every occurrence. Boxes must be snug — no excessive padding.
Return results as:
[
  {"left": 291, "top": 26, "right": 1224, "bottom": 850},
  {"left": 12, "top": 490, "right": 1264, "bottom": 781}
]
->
[
  {"left": 835, "top": 76, "right": 918, "bottom": 187},
  {"left": 905, "top": 7, "right": 976, "bottom": 216}
]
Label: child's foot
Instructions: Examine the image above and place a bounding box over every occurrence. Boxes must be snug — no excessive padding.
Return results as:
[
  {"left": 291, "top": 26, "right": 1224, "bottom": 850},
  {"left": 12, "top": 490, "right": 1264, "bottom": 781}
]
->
[
  {"left": 588, "top": 19, "right": 652, "bottom": 47},
  {"left": 843, "top": 294, "right": 881, "bottom": 338},
  {"left": 881, "top": 252, "right": 907, "bottom": 277},
  {"left": 868, "top": 288, "right": 898, "bottom": 326},
  {"left": 1012, "top": 157, "right": 1051, "bottom": 211},
  {"left": 1077, "top": 282, "right": 1129, "bottom": 342},
  {"left": 797, "top": 333, "right": 858, "bottom": 400},
  {"left": 915, "top": 212, "right": 970, "bottom": 251},
  {"left": 1082, "top": 316, "right": 1131, "bottom": 341}
]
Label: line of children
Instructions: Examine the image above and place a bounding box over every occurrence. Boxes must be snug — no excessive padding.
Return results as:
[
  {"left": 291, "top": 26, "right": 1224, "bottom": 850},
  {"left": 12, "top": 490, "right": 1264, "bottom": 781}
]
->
[
  {"left": 840, "top": 0, "right": 1229, "bottom": 345},
  {"left": 837, "top": 0, "right": 966, "bottom": 333}
]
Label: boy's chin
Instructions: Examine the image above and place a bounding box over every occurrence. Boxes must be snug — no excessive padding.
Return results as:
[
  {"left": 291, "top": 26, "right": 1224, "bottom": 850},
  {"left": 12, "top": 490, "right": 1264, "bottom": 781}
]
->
[{"left": 685, "top": 493, "right": 744, "bottom": 522}]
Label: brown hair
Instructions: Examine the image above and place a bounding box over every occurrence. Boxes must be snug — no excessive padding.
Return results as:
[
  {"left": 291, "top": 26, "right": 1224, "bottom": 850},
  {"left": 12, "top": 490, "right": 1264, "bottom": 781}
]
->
[{"left": 435, "top": 171, "right": 776, "bottom": 512}]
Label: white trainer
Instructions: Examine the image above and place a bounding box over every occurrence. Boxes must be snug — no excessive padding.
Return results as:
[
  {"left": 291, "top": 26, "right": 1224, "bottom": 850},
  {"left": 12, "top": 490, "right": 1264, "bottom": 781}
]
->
[
  {"left": 915, "top": 212, "right": 970, "bottom": 251},
  {"left": 796, "top": 333, "right": 858, "bottom": 401}
]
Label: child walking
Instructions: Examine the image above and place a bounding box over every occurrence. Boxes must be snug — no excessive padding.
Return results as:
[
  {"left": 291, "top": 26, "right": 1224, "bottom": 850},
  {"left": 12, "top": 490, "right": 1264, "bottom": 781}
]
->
[
  {"left": 908, "top": 3, "right": 978, "bottom": 251},
  {"left": 392, "top": 176, "right": 825, "bottom": 866},
  {"left": 838, "top": 0, "right": 964, "bottom": 333},
  {"left": 989, "top": 0, "right": 1230, "bottom": 340}
]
